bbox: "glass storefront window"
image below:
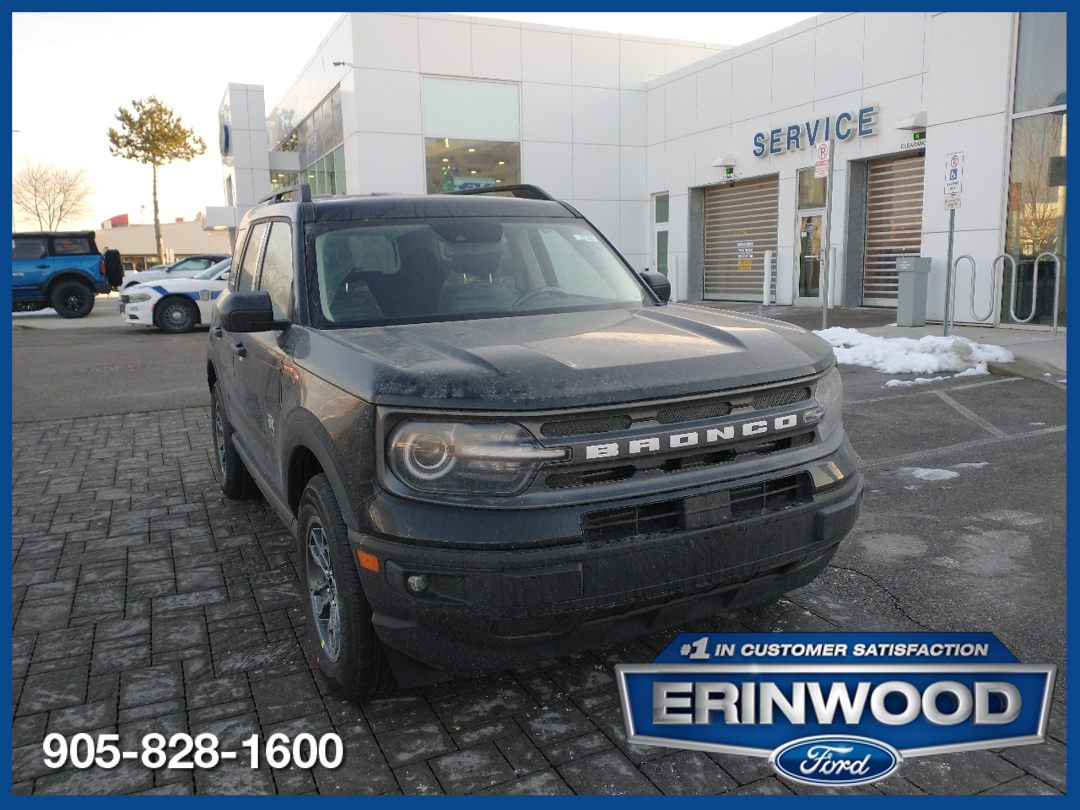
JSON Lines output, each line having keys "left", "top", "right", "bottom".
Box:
{"left": 270, "top": 171, "right": 299, "bottom": 191}
{"left": 1014, "top": 12, "right": 1067, "bottom": 114}
{"left": 1003, "top": 111, "right": 1066, "bottom": 326}
{"left": 797, "top": 168, "right": 827, "bottom": 209}
{"left": 334, "top": 145, "right": 346, "bottom": 195}
{"left": 424, "top": 138, "right": 520, "bottom": 194}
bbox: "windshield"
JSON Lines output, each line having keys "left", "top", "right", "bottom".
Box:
{"left": 194, "top": 259, "right": 230, "bottom": 280}
{"left": 309, "top": 218, "right": 649, "bottom": 327}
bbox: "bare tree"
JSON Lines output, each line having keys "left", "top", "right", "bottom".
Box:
{"left": 12, "top": 161, "right": 94, "bottom": 231}
{"left": 107, "top": 96, "right": 206, "bottom": 263}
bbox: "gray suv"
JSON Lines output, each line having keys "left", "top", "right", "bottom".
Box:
{"left": 207, "top": 184, "right": 862, "bottom": 701}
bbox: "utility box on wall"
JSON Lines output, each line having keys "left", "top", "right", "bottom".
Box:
{"left": 895, "top": 256, "right": 932, "bottom": 327}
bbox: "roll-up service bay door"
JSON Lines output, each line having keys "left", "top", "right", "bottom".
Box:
{"left": 703, "top": 175, "right": 779, "bottom": 300}
{"left": 862, "top": 154, "right": 925, "bottom": 306}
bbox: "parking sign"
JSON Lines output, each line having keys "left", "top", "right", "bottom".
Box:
{"left": 814, "top": 141, "right": 831, "bottom": 179}
{"left": 944, "top": 151, "right": 964, "bottom": 195}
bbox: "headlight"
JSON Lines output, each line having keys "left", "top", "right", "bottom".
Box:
{"left": 802, "top": 367, "right": 844, "bottom": 443}
{"left": 388, "top": 421, "right": 569, "bottom": 496}
{"left": 127, "top": 292, "right": 152, "bottom": 302}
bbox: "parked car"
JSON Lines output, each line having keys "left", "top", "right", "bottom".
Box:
{"left": 118, "top": 253, "right": 230, "bottom": 291}
{"left": 121, "top": 258, "right": 231, "bottom": 333}
{"left": 207, "top": 184, "right": 862, "bottom": 701}
{"left": 12, "top": 231, "right": 123, "bottom": 318}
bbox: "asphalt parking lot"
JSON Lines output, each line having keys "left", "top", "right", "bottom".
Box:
{"left": 10, "top": 302, "right": 1067, "bottom": 795}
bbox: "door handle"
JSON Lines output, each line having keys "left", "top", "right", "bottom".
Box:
{"left": 36, "top": 264, "right": 50, "bottom": 269}
{"left": 231, "top": 342, "right": 247, "bottom": 358}
{"left": 211, "top": 326, "right": 223, "bottom": 338}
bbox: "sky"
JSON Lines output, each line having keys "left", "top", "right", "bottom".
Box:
{"left": 11, "top": 11, "right": 818, "bottom": 232}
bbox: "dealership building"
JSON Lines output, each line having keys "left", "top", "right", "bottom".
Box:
{"left": 206, "top": 11, "right": 1066, "bottom": 329}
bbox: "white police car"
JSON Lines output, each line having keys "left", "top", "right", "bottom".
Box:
{"left": 121, "top": 258, "right": 230, "bottom": 333}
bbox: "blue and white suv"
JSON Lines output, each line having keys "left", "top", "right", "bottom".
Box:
{"left": 12, "top": 231, "right": 122, "bottom": 318}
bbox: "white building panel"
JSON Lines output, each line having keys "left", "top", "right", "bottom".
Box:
{"left": 573, "top": 86, "right": 622, "bottom": 145}
{"left": 522, "top": 83, "right": 573, "bottom": 143}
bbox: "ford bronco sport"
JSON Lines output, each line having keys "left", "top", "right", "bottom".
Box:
{"left": 12, "top": 231, "right": 122, "bottom": 317}
{"left": 207, "top": 184, "right": 862, "bottom": 700}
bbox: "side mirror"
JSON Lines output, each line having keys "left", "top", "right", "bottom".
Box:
{"left": 639, "top": 270, "right": 671, "bottom": 302}
{"left": 218, "top": 290, "right": 291, "bottom": 332}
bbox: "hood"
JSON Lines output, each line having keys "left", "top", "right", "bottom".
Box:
{"left": 125, "top": 268, "right": 202, "bottom": 286}
{"left": 293, "top": 304, "right": 834, "bottom": 411}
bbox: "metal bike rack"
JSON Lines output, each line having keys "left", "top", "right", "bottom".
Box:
{"left": 947, "top": 253, "right": 1001, "bottom": 334}
{"left": 1009, "top": 252, "right": 1062, "bottom": 336}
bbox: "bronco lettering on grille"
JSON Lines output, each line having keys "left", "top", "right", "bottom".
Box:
{"left": 582, "top": 410, "right": 810, "bottom": 460}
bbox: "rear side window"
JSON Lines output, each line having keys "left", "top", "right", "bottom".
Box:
{"left": 13, "top": 238, "right": 47, "bottom": 260}
{"left": 258, "top": 222, "right": 294, "bottom": 319}
{"left": 52, "top": 237, "right": 92, "bottom": 255}
{"left": 235, "top": 222, "right": 268, "bottom": 291}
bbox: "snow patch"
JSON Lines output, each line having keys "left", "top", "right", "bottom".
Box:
{"left": 884, "top": 376, "right": 948, "bottom": 388}
{"left": 898, "top": 467, "right": 960, "bottom": 482}
{"left": 814, "top": 327, "right": 1014, "bottom": 377}
{"left": 951, "top": 462, "right": 988, "bottom": 469}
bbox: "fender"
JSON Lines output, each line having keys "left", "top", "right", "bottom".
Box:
{"left": 281, "top": 410, "right": 367, "bottom": 532}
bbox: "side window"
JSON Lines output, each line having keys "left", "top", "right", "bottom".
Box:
{"left": 258, "top": 222, "right": 294, "bottom": 319}
{"left": 236, "top": 222, "right": 268, "bottom": 291}
{"left": 52, "top": 237, "right": 91, "bottom": 255}
{"left": 13, "top": 237, "right": 48, "bottom": 260}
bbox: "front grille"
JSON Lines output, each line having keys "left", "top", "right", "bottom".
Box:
{"left": 548, "top": 433, "right": 816, "bottom": 490}
{"left": 541, "top": 414, "right": 632, "bottom": 438}
{"left": 730, "top": 473, "right": 813, "bottom": 518}
{"left": 537, "top": 383, "right": 813, "bottom": 440}
{"left": 581, "top": 500, "right": 682, "bottom": 543}
{"left": 656, "top": 399, "right": 732, "bottom": 424}
{"left": 547, "top": 465, "right": 636, "bottom": 489}
{"left": 752, "top": 387, "right": 811, "bottom": 410}
{"left": 580, "top": 472, "right": 814, "bottom": 542}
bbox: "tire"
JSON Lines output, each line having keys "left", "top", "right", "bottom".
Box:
{"left": 298, "top": 473, "right": 393, "bottom": 701}
{"left": 103, "top": 249, "right": 124, "bottom": 288}
{"left": 155, "top": 296, "right": 198, "bottom": 333}
{"left": 50, "top": 280, "right": 95, "bottom": 318}
{"left": 210, "top": 382, "right": 259, "bottom": 499}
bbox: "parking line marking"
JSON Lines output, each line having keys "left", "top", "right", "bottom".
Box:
{"left": 860, "top": 424, "right": 1065, "bottom": 470}
{"left": 933, "top": 390, "right": 1006, "bottom": 437}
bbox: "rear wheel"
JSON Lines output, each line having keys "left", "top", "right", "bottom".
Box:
{"left": 155, "top": 297, "right": 198, "bottom": 333}
{"left": 50, "top": 280, "right": 95, "bottom": 318}
{"left": 210, "top": 383, "right": 258, "bottom": 499}
{"left": 298, "top": 474, "right": 393, "bottom": 701}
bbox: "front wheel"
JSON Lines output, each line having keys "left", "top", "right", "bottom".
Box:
{"left": 298, "top": 474, "right": 393, "bottom": 701}
{"left": 210, "top": 383, "right": 258, "bottom": 499}
{"left": 156, "top": 297, "right": 198, "bottom": 333}
{"left": 50, "top": 280, "right": 95, "bottom": 318}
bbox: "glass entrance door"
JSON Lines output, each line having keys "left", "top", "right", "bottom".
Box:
{"left": 798, "top": 214, "right": 823, "bottom": 298}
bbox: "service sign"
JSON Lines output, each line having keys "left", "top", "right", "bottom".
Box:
{"left": 616, "top": 633, "right": 1055, "bottom": 787}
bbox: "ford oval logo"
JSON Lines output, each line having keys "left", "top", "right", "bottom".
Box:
{"left": 770, "top": 735, "right": 902, "bottom": 786}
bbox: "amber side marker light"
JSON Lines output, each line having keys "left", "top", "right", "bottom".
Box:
{"left": 357, "top": 550, "right": 380, "bottom": 572}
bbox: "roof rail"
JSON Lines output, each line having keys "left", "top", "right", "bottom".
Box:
{"left": 255, "top": 183, "right": 312, "bottom": 206}
{"left": 444, "top": 184, "right": 555, "bottom": 201}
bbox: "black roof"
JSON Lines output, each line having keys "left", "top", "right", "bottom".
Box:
{"left": 13, "top": 230, "right": 96, "bottom": 238}
{"left": 309, "top": 194, "right": 575, "bottom": 223}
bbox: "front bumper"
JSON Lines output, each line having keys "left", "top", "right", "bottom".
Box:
{"left": 349, "top": 442, "right": 863, "bottom": 682}
{"left": 121, "top": 301, "right": 154, "bottom": 325}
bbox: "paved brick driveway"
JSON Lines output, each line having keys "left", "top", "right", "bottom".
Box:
{"left": 11, "top": 406, "right": 1066, "bottom": 795}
